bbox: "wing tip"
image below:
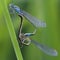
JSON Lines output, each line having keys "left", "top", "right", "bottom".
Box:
{"left": 53, "top": 50, "right": 58, "bottom": 56}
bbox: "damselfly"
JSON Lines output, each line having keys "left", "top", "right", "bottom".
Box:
{"left": 18, "top": 29, "right": 58, "bottom": 56}
{"left": 17, "top": 13, "right": 58, "bottom": 56}
{"left": 9, "top": 4, "right": 46, "bottom": 28}
{"left": 9, "top": 4, "right": 58, "bottom": 56}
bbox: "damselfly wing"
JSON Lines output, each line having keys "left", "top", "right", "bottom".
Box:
{"left": 9, "top": 4, "right": 46, "bottom": 28}
{"left": 19, "top": 33, "right": 58, "bottom": 56}
{"left": 31, "top": 40, "right": 58, "bottom": 56}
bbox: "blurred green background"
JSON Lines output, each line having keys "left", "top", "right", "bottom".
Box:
{"left": 0, "top": 0, "right": 60, "bottom": 60}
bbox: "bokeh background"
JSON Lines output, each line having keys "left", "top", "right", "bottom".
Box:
{"left": 0, "top": 0, "right": 60, "bottom": 60}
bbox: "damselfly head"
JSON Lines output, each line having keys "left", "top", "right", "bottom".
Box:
{"left": 21, "top": 38, "right": 31, "bottom": 45}
{"left": 9, "top": 4, "right": 22, "bottom": 15}
{"left": 19, "top": 33, "right": 31, "bottom": 45}
{"left": 9, "top": 4, "right": 14, "bottom": 8}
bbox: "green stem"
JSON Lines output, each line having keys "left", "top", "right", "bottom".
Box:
{"left": 1, "top": 0, "right": 23, "bottom": 60}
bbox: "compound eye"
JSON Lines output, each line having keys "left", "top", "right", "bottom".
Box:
{"left": 21, "top": 39, "right": 31, "bottom": 45}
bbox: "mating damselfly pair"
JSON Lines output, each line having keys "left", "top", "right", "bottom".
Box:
{"left": 9, "top": 4, "right": 58, "bottom": 56}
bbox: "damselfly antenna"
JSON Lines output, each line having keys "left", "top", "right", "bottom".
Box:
{"left": 9, "top": 4, "right": 46, "bottom": 28}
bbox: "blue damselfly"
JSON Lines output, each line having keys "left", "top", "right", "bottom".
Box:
{"left": 9, "top": 4, "right": 46, "bottom": 28}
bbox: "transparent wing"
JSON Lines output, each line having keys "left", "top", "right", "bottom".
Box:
{"left": 31, "top": 40, "right": 58, "bottom": 56}
{"left": 22, "top": 10, "right": 46, "bottom": 28}
{"left": 9, "top": 4, "right": 46, "bottom": 28}
{"left": 9, "top": 4, "right": 21, "bottom": 14}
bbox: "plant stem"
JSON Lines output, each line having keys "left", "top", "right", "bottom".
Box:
{"left": 1, "top": 0, "right": 23, "bottom": 60}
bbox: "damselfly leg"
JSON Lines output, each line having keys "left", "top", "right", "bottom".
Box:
{"left": 24, "top": 29, "right": 36, "bottom": 37}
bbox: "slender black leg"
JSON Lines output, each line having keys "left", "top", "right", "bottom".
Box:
{"left": 24, "top": 29, "right": 37, "bottom": 37}
{"left": 17, "top": 15, "right": 24, "bottom": 47}
{"left": 18, "top": 15, "right": 23, "bottom": 38}
{"left": 19, "top": 15, "right": 23, "bottom": 34}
